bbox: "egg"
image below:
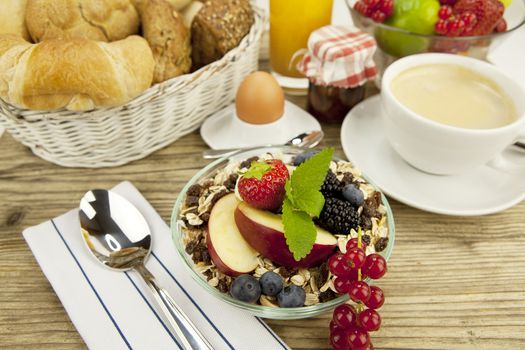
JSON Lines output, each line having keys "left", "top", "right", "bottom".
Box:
{"left": 235, "top": 71, "right": 285, "bottom": 125}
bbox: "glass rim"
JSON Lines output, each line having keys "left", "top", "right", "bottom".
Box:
{"left": 170, "top": 146, "right": 395, "bottom": 319}
{"left": 346, "top": 0, "right": 525, "bottom": 41}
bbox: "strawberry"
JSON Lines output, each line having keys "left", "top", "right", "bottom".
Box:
{"left": 238, "top": 159, "right": 289, "bottom": 211}
{"left": 453, "top": 0, "right": 504, "bottom": 35}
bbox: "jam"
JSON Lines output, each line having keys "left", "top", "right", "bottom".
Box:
{"left": 307, "top": 82, "right": 365, "bottom": 124}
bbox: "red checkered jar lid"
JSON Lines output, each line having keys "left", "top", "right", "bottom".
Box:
{"left": 297, "top": 25, "right": 378, "bottom": 88}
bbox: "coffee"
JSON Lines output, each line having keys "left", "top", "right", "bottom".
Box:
{"left": 390, "top": 64, "right": 517, "bottom": 129}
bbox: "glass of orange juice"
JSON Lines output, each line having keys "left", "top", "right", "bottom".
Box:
{"left": 270, "top": 0, "right": 333, "bottom": 92}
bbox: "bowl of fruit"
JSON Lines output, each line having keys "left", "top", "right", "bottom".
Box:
{"left": 346, "top": 0, "right": 525, "bottom": 78}
{"left": 170, "top": 146, "right": 395, "bottom": 323}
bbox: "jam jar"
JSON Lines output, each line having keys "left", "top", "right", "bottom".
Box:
{"left": 297, "top": 25, "right": 378, "bottom": 124}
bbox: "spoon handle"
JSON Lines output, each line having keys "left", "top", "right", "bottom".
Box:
{"left": 202, "top": 144, "right": 277, "bottom": 159}
{"left": 135, "top": 264, "right": 214, "bottom": 350}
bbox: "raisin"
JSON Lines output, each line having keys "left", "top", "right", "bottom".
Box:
{"left": 375, "top": 237, "right": 388, "bottom": 252}
{"left": 201, "top": 212, "right": 210, "bottom": 223}
{"left": 362, "top": 234, "right": 371, "bottom": 246}
{"left": 315, "top": 262, "right": 329, "bottom": 287}
{"left": 223, "top": 173, "right": 239, "bottom": 190}
{"left": 217, "top": 280, "right": 229, "bottom": 293}
{"left": 319, "top": 289, "right": 337, "bottom": 302}
{"left": 185, "top": 239, "right": 200, "bottom": 254}
{"left": 201, "top": 250, "right": 211, "bottom": 265}
{"left": 187, "top": 184, "right": 202, "bottom": 197}
{"left": 341, "top": 172, "right": 354, "bottom": 186}
{"left": 363, "top": 203, "right": 380, "bottom": 219}
{"left": 367, "top": 192, "right": 382, "bottom": 209}
{"left": 185, "top": 195, "right": 200, "bottom": 208}
{"left": 203, "top": 270, "right": 213, "bottom": 281}
{"left": 240, "top": 156, "right": 259, "bottom": 169}
{"left": 279, "top": 267, "right": 298, "bottom": 279}
{"left": 360, "top": 215, "right": 372, "bottom": 230}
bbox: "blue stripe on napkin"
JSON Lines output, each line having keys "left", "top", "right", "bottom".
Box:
{"left": 51, "top": 219, "right": 133, "bottom": 350}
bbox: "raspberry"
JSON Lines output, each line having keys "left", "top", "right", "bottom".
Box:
{"left": 453, "top": 0, "right": 504, "bottom": 35}
{"left": 318, "top": 197, "right": 360, "bottom": 235}
{"left": 237, "top": 159, "right": 289, "bottom": 211}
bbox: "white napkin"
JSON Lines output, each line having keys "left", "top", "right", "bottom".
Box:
{"left": 23, "top": 181, "right": 290, "bottom": 350}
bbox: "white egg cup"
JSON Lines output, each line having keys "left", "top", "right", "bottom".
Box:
{"left": 200, "top": 100, "right": 322, "bottom": 149}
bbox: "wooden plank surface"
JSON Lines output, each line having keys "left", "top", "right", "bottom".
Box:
{"left": 1, "top": 92, "right": 525, "bottom": 350}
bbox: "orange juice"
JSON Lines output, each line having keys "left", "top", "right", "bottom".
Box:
{"left": 270, "top": 0, "right": 333, "bottom": 78}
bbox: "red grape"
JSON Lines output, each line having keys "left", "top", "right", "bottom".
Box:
{"left": 365, "top": 286, "right": 385, "bottom": 309}
{"left": 344, "top": 248, "right": 366, "bottom": 269}
{"left": 362, "top": 254, "right": 387, "bottom": 280}
{"left": 348, "top": 281, "right": 371, "bottom": 303}
{"left": 358, "top": 309, "right": 382, "bottom": 332}
{"left": 329, "top": 253, "right": 351, "bottom": 277}
{"left": 347, "top": 326, "right": 370, "bottom": 350}
{"left": 330, "top": 328, "right": 351, "bottom": 350}
{"left": 333, "top": 304, "right": 357, "bottom": 329}
{"left": 334, "top": 277, "right": 352, "bottom": 294}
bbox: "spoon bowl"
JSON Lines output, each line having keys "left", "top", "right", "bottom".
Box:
{"left": 79, "top": 189, "right": 213, "bottom": 350}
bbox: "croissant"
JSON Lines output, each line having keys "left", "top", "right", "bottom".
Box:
{"left": 0, "top": 34, "right": 154, "bottom": 111}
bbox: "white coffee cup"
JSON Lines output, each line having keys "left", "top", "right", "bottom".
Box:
{"left": 381, "top": 53, "right": 525, "bottom": 175}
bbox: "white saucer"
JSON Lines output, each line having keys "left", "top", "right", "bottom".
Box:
{"left": 341, "top": 95, "right": 525, "bottom": 216}
{"left": 200, "top": 100, "right": 321, "bottom": 149}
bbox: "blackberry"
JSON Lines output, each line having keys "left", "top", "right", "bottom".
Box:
{"left": 321, "top": 171, "right": 343, "bottom": 198}
{"left": 318, "top": 197, "right": 360, "bottom": 235}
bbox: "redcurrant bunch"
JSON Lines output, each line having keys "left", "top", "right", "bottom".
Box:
{"left": 328, "top": 231, "right": 388, "bottom": 350}
{"left": 353, "top": 0, "right": 394, "bottom": 23}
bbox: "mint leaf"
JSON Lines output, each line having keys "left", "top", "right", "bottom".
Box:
{"left": 282, "top": 198, "right": 317, "bottom": 261}
{"left": 243, "top": 161, "right": 271, "bottom": 180}
{"left": 285, "top": 180, "right": 294, "bottom": 206}
{"left": 294, "top": 189, "right": 325, "bottom": 218}
{"left": 289, "top": 148, "right": 333, "bottom": 216}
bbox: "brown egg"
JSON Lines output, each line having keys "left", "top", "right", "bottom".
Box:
{"left": 236, "top": 71, "right": 285, "bottom": 124}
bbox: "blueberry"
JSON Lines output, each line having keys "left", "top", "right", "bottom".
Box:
{"left": 259, "top": 271, "right": 284, "bottom": 297}
{"left": 342, "top": 184, "right": 364, "bottom": 207}
{"left": 293, "top": 150, "right": 319, "bottom": 166}
{"left": 277, "top": 285, "right": 306, "bottom": 308}
{"left": 230, "top": 275, "right": 261, "bottom": 303}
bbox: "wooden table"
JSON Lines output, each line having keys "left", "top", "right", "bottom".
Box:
{"left": 1, "top": 90, "right": 525, "bottom": 350}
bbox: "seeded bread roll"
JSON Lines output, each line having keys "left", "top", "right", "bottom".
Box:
{"left": 0, "top": 34, "right": 155, "bottom": 111}
{"left": 142, "top": 0, "right": 191, "bottom": 83}
{"left": 191, "top": 0, "right": 254, "bottom": 69}
{"left": 25, "top": 0, "right": 140, "bottom": 42}
{"left": 0, "top": 0, "right": 30, "bottom": 41}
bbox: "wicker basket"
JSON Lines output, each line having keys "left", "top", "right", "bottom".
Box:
{"left": 0, "top": 7, "right": 265, "bottom": 168}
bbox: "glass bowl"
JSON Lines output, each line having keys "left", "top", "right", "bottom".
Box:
{"left": 170, "top": 146, "right": 395, "bottom": 319}
{"left": 346, "top": 0, "right": 525, "bottom": 79}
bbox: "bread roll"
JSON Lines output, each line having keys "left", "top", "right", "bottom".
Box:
{"left": 0, "top": 34, "right": 155, "bottom": 111}
{"left": 131, "top": 0, "right": 191, "bottom": 13}
{"left": 26, "top": 0, "right": 140, "bottom": 42}
{"left": 0, "top": 0, "right": 30, "bottom": 40}
{"left": 142, "top": 0, "right": 191, "bottom": 83}
{"left": 191, "top": 0, "right": 254, "bottom": 68}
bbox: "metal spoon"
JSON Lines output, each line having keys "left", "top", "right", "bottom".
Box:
{"left": 202, "top": 130, "right": 324, "bottom": 159}
{"left": 79, "top": 189, "right": 213, "bottom": 350}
